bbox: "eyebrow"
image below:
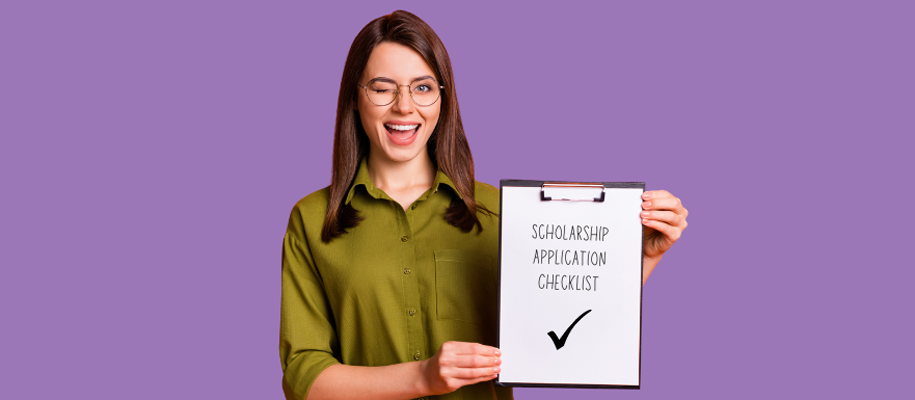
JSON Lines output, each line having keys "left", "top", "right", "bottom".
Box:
{"left": 370, "top": 75, "right": 436, "bottom": 83}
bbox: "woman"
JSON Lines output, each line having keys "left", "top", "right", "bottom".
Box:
{"left": 280, "top": 10, "right": 688, "bottom": 400}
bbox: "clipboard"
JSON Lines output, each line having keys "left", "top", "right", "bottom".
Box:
{"left": 496, "top": 180, "right": 645, "bottom": 389}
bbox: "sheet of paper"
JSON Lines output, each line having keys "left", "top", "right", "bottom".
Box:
{"left": 498, "top": 183, "right": 643, "bottom": 387}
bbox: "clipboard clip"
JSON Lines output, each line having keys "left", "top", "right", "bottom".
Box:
{"left": 540, "top": 182, "right": 606, "bottom": 202}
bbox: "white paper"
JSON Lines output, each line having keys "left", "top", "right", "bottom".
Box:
{"left": 499, "top": 185, "right": 643, "bottom": 387}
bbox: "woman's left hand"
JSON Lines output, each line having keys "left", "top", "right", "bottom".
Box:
{"left": 640, "top": 190, "right": 688, "bottom": 261}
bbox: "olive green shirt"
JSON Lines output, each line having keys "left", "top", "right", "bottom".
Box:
{"left": 280, "top": 159, "right": 511, "bottom": 400}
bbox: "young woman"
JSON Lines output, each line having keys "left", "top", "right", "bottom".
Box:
{"left": 280, "top": 10, "right": 688, "bottom": 400}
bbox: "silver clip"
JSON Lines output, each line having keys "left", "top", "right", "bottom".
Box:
{"left": 540, "top": 182, "right": 605, "bottom": 202}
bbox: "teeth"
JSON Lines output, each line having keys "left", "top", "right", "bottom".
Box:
{"left": 385, "top": 124, "right": 419, "bottom": 131}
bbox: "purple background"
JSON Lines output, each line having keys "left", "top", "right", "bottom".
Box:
{"left": 1, "top": 1, "right": 912, "bottom": 398}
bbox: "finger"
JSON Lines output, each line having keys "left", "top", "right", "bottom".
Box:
{"left": 444, "top": 341, "right": 501, "bottom": 356}
{"left": 642, "top": 196, "right": 685, "bottom": 214}
{"left": 641, "top": 216, "right": 682, "bottom": 243}
{"left": 448, "top": 354, "right": 501, "bottom": 368}
{"left": 640, "top": 210, "right": 686, "bottom": 228}
{"left": 642, "top": 190, "right": 672, "bottom": 201}
{"left": 445, "top": 366, "right": 502, "bottom": 379}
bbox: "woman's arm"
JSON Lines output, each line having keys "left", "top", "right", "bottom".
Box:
{"left": 642, "top": 254, "right": 662, "bottom": 285}
{"left": 281, "top": 202, "right": 502, "bottom": 399}
{"left": 639, "top": 190, "right": 689, "bottom": 284}
{"left": 305, "top": 342, "right": 501, "bottom": 400}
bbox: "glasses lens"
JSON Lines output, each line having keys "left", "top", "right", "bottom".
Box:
{"left": 410, "top": 78, "right": 441, "bottom": 106}
{"left": 367, "top": 80, "right": 398, "bottom": 105}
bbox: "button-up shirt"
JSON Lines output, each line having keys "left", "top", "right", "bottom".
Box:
{"left": 280, "top": 158, "right": 511, "bottom": 400}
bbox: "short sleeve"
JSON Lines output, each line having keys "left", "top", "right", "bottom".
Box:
{"left": 280, "top": 227, "right": 340, "bottom": 400}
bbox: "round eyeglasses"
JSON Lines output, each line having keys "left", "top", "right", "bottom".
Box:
{"left": 357, "top": 77, "right": 444, "bottom": 107}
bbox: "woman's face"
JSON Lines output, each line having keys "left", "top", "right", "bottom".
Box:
{"left": 357, "top": 41, "right": 441, "bottom": 166}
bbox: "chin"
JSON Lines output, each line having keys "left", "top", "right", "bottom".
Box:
{"left": 383, "top": 147, "right": 428, "bottom": 164}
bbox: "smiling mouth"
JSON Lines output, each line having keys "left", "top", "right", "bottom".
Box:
{"left": 384, "top": 123, "right": 420, "bottom": 140}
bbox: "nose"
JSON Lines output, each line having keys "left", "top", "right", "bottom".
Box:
{"left": 391, "top": 85, "right": 415, "bottom": 114}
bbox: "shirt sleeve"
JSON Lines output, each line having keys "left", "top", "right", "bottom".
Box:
{"left": 280, "top": 228, "right": 340, "bottom": 400}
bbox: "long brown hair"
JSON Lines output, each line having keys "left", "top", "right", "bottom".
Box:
{"left": 321, "top": 10, "right": 491, "bottom": 243}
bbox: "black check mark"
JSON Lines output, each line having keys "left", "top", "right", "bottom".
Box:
{"left": 547, "top": 309, "right": 592, "bottom": 350}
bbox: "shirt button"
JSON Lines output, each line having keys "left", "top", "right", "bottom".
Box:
{"left": 403, "top": 268, "right": 411, "bottom": 275}
{"left": 413, "top": 351, "right": 421, "bottom": 360}
{"left": 408, "top": 308, "right": 416, "bottom": 316}
{"left": 411, "top": 204, "right": 417, "bottom": 210}
{"left": 401, "top": 236, "right": 409, "bottom": 242}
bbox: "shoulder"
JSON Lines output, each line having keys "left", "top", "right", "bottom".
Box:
{"left": 473, "top": 181, "right": 500, "bottom": 220}
{"left": 293, "top": 186, "right": 331, "bottom": 213}
{"left": 286, "top": 186, "right": 330, "bottom": 242}
{"left": 473, "top": 181, "right": 499, "bottom": 206}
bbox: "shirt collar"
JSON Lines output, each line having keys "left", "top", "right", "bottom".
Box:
{"left": 344, "top": 157, "right": 463, "bottom": 204}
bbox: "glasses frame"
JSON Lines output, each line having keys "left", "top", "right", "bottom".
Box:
{"left": 356, "top": 77, "right": 445, "bottom": 107}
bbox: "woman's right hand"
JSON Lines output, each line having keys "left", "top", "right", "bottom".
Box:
{"left": 419, "top": 341, "right": 502, "bottom": 395}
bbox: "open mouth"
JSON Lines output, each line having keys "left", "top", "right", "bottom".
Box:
{"left": 384, "top": 123, "right": 420, "bottom": 143}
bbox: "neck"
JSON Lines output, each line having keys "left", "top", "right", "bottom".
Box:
{"left": 366, "top": 152, "right": 436, "bottom": 192}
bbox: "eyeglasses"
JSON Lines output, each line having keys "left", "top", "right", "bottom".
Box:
{"left": 357, "top": 77, "right": 444, "bottom": 107}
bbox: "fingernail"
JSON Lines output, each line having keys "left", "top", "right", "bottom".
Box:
{"left": 494, "top": 358, "right": 502, "bottom": 365}
{"left": 493, "top": 367, "right": 501, "bottom": 373}
{"left": 494, "top": 350, "right": 502, "bottom": 356}
{"left": 644, "top": 201, "right": 651, "bottom": 208}
{"left": 642, "top": 218, "right": 649, "bottom": 224}
{"left": 643, "top": 192, "right": 650, "bottom": 199}
{"left": 641, "top": 211, "right": 650, "bottom": 217}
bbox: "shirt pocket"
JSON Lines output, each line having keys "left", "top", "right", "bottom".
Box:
{"left": 434, "top": 249, "right": 496, "bottom": 324}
